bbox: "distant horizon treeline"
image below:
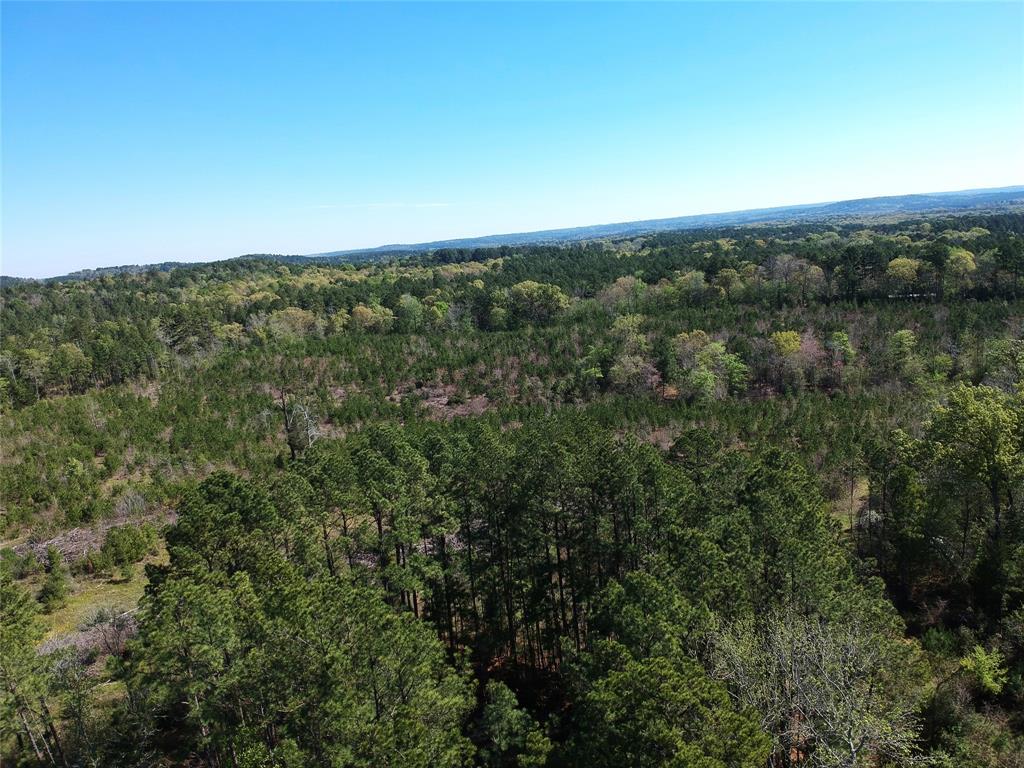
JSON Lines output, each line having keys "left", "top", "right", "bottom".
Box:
{"left": 2, "top": 212, "right": 1022, "bottom": 408}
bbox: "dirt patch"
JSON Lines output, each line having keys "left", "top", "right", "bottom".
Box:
{"left": 642, "top": 426, "right": 681, "bottom": 451}
{"left": 388, "top": 382, "right": 492, "bottom": 421}
{"left": 39, "top": 610, "right": 138, "bottom": 663}
{"left": 128, "top": 380, "right": 161, "bottom": 403}
{"left": 14, "top": 508, "right": 175, "bottom": 564}
{"left": 661, "top": 384, "right": 681, "bottom": 401}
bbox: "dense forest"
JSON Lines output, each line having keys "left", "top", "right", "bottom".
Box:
{"left": 2, "top": 210, "right": 1023, "bottom": 766}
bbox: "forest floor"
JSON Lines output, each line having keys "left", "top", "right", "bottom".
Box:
{"left": 22, "top": 544, "right": 168, "bottom": 658}
{"left": 830, "top": 476, "right": 868, "bottom": 532}
{"left": 41, "top": 573, "right": 146, "bottom": 641}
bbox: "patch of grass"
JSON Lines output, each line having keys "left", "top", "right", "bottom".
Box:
{"left": 830, "top": 475, "right": 868, "bottom": 532}
{"left": 92, "top": 679, "right": 128, "bottom": 710}
{"left": 41, "top": 544, "right": 167, "bottom": 640}
{"left": 43, "top": 573, "right": 146, "bottom": 639}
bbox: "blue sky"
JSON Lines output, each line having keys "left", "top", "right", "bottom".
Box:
{"left": 2, "top": 2, "right": 1022, "bottom": 278}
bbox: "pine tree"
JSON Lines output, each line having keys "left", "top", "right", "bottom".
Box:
{"left": 38, "top": 546, "right": 69, "bottom": 613}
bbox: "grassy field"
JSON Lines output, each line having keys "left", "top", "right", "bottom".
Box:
{"left": 42, "top": 571, "right": 148, "bottom": 639}
{"left": 32, "top": 545, "right": 168, "bottom": 641}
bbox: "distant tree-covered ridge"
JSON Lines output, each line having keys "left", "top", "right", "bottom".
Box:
{"left": 3, "top": 212, "right": 1022, "bottom": 405}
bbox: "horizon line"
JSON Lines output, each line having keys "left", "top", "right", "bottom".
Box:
{"left": 4, "top": 181, "right": 1023, "bottom": 282}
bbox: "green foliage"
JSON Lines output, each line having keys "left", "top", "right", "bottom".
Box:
{"left": 887, "top": 256, "right": 921, "bottom": 287}
{"left": 99, "top": 523, "right": 157, "bottom": 570}
{"left": 568, "top": 654, "right": 769, "bottom": 768}
{"left": 770, "top": 330, "right": 801, "bottom": 358}
{"left": 479, "top": 681, "right": 552, "bottom": 768}
{"left": 38, "top": 546, "right": 70, "bottom": 613}
{"left": 1, "top": 567, "right": 65, "bottom": 763}
{"left": 508, "top": 280, "right": 570, "bottom": 324}
{"left": 946, "top": 247, "right": 977, "bottom": 293}
{"left": 396, "top": 293, "right": 426, "bottom": 333}
{"left": 350, "top": 301, "right": 396, "bottom": 332}
{"left": 672, "top": 330, "right": 748, "bottom": 401}
{"left": 124, "top": 473, "right": 475, "bottom": 767}
{"left": 266, "top": 306, "right": 321, "bottom": 339}
{"left": 960, "top": 646, "right": 1008, "bottom": 695}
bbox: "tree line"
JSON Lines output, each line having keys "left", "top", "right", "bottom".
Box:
{"left": 3, "top": 213, "right": 1022, "bottom": 407}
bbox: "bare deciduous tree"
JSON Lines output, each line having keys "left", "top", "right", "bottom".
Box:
{"left": 275, "top": 389, "right": 321, "bottom": 461}
{"left": 711, "top": 606, "right": 923, "bottom": 767}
